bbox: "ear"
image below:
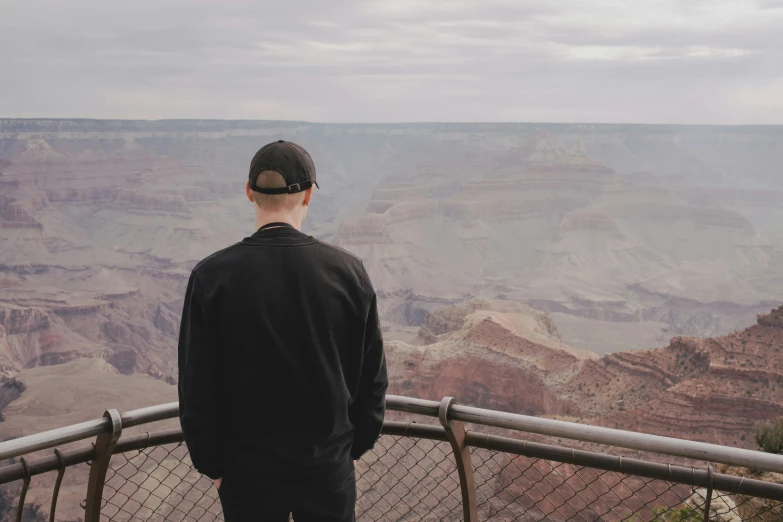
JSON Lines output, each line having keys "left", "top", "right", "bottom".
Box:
{"left": 303, "top": 187, "right": 313, "bottom": 207}
{"left": 245, "top": 180, "right": 255, "bottom": 202}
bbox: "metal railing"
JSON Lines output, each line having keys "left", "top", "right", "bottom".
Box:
{"left": 2, "top": 395, "right": 783, "bottom": 521}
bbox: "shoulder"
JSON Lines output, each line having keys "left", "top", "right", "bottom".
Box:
{"left": 311, "top": 238, "right": 364, "bottom": 265}
{"left": 190, "top": 243, "right": 243, "bottom": 278}
{"left": 311, "top": 238, "right": 372, "bottom": 296}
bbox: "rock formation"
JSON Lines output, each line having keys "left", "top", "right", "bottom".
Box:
{"left": 384, "top": 301, "right": 783, "bottom": 451}
{"left": 1, "top": 119, "right": 783, "bottom": 454}
{"left": 1, "top": 297, "right": 782, "bottom": 519}
{"left": 2, "top": 119, "right": 782, "bottom": 362}
{"left": 562, "top": 305, "right": 783, "bottom": 447}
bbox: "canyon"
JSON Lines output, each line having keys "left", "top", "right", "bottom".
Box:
{"left": 1, "top": 119, "right": 782, "bottom": 440}
{"left": 406, "top": 300, "right": 783, "bottom": 449}
{"left": 3, "top": 298, "right": 782, "bottom": 451}
{"left": 3, "top": 301, "right": 783, "bottom": 520}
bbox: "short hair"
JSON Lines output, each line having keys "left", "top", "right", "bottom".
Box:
{"left": 251, "top": 170, "right": 307, "bottom": 212}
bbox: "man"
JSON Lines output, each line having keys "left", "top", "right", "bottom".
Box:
{"left": 178, "top": 140, "right": 388, "bottom": 521}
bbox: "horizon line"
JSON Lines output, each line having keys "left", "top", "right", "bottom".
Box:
{"left": 1, "top": 117, "right": 783, "bottom": 128}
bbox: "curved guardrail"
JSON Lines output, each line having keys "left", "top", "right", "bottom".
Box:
{"left": 6, "top": 396, "right": 783, "bottom": 473}
{"left": 1, "top": 395, "right": 783, "bottom": 521}
{"left": 0, "top": 402, "right": 181, "bottom": 462}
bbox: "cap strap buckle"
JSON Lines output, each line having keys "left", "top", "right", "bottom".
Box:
{"left": 288, "top": 183, "right": 301, "bottom": 193}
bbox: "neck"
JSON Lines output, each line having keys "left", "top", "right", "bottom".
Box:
{"left": 255, "top": 212, "right": 302, "bottom": 231}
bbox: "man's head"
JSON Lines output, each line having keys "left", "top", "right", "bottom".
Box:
{"left": 245, "top": 140, "right": 318, "bottom": 229}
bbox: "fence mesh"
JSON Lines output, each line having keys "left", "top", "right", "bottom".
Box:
{"left": 101, "top": 443, "right": 222, "bottom": 522}
{"left": 92, "top": 435, "right": 783, "bottom": 521}
{"left": 355, "top": 435, "right": 463, "bottom": 521}
{"left": 99, "top": 435, "right": 462, "bottom": 522}
{"left": 470, "top": 447, "right": 783, "bottom": 521}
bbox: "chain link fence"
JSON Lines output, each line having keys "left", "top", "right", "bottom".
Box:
{"left": 100, "top": 434, "right": 464, "bottom": 522}
{"left": 470, "top": 448, "right": 783, "bottom": 521}
{"left": 101, "top": 443, "right": 222, "bottom": 522}
{"left": 3, "top": 428, "right": 783, "bottom": 521}
{"left": 96, "top": 435, "right": 783, "bottom": 522}
{"left": 355, "top": 435, "right": 463, "bottom": 521}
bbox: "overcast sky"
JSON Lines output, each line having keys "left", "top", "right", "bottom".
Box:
{"left": 1, "top": 0, "right": 782, "bottom": 124}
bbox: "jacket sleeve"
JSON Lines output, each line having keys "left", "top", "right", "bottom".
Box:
{"left": 349, "top": 270, "right": 389, "bottom": 460}
{"left": 178, "top": 270, "right": 223, "bottom": 479}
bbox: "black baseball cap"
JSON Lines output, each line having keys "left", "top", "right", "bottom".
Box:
{"left": 248, "top": 140, "right": 319, "bottom": 195}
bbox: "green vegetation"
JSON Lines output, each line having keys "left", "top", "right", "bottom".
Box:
{"left": 650, "top": 505, "right": 702, "bottom": 521}
{"left": 623, "top": 505, "right": 702, "bottom": 522}
{"left": 755, "top": 417, "right": 783, "bottom": 454}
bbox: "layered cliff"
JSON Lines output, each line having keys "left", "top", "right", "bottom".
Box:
{"left": 386, "top": 300, "right": 595, "bottom": 418}
{"left": 2, "top": 119, "right": 783, "bottom": 437}
{"left": 563, "top": 304, "right": 783, "bottom": 446}
{"left": 3, "top": 120, "right": 783, "bottom": 366}
{"left": 326, "top": 129, "right": 782, "bottom": 354}
{"left": 388, "top": 300, "right": 783, "bottom": 450}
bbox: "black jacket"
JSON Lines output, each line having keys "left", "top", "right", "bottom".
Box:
{"left": 178, "top": 223, "right": 388, "bottom": 484}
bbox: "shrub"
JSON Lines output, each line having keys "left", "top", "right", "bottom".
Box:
{"left": 755, "top": 417, "right": 783, "bottom": 454}
{"left": 649, "top": 505, "right": 702, "bottom": 521}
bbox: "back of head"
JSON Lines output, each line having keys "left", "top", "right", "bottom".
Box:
{"left": 251, "top": 170, "right": 307, "bottom": 213}
{"left": 246, "top": 140, "right": 318, "bottom": 224}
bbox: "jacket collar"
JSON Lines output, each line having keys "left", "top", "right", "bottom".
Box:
{"left": 254, "top": 222, "right": 297, "bottom": 235}
{"left": 243, "top": 223, "right": 313, "bottom": 244}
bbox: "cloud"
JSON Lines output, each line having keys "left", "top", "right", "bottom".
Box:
{"left": 0, "top": 0, "right": 781, "bottom": 123}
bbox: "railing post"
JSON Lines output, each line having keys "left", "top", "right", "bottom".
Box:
{"left": 84, "top": 409, "right": 122, "bottom": 522}
{"left": 49, "top": 449, "right": 66, "bottom": 522}
{"left": 702, "top": 464, "right": 714, "bottom": 522}
{"left": 15, "top": 456, "right": 30, "bottom": 522}
{"left": 439, "top": 397, "right": 478, "bottom": 522}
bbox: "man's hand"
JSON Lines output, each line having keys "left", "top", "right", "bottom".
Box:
{"left": 213, "top": 477, "right": 222, "bottom": 490}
